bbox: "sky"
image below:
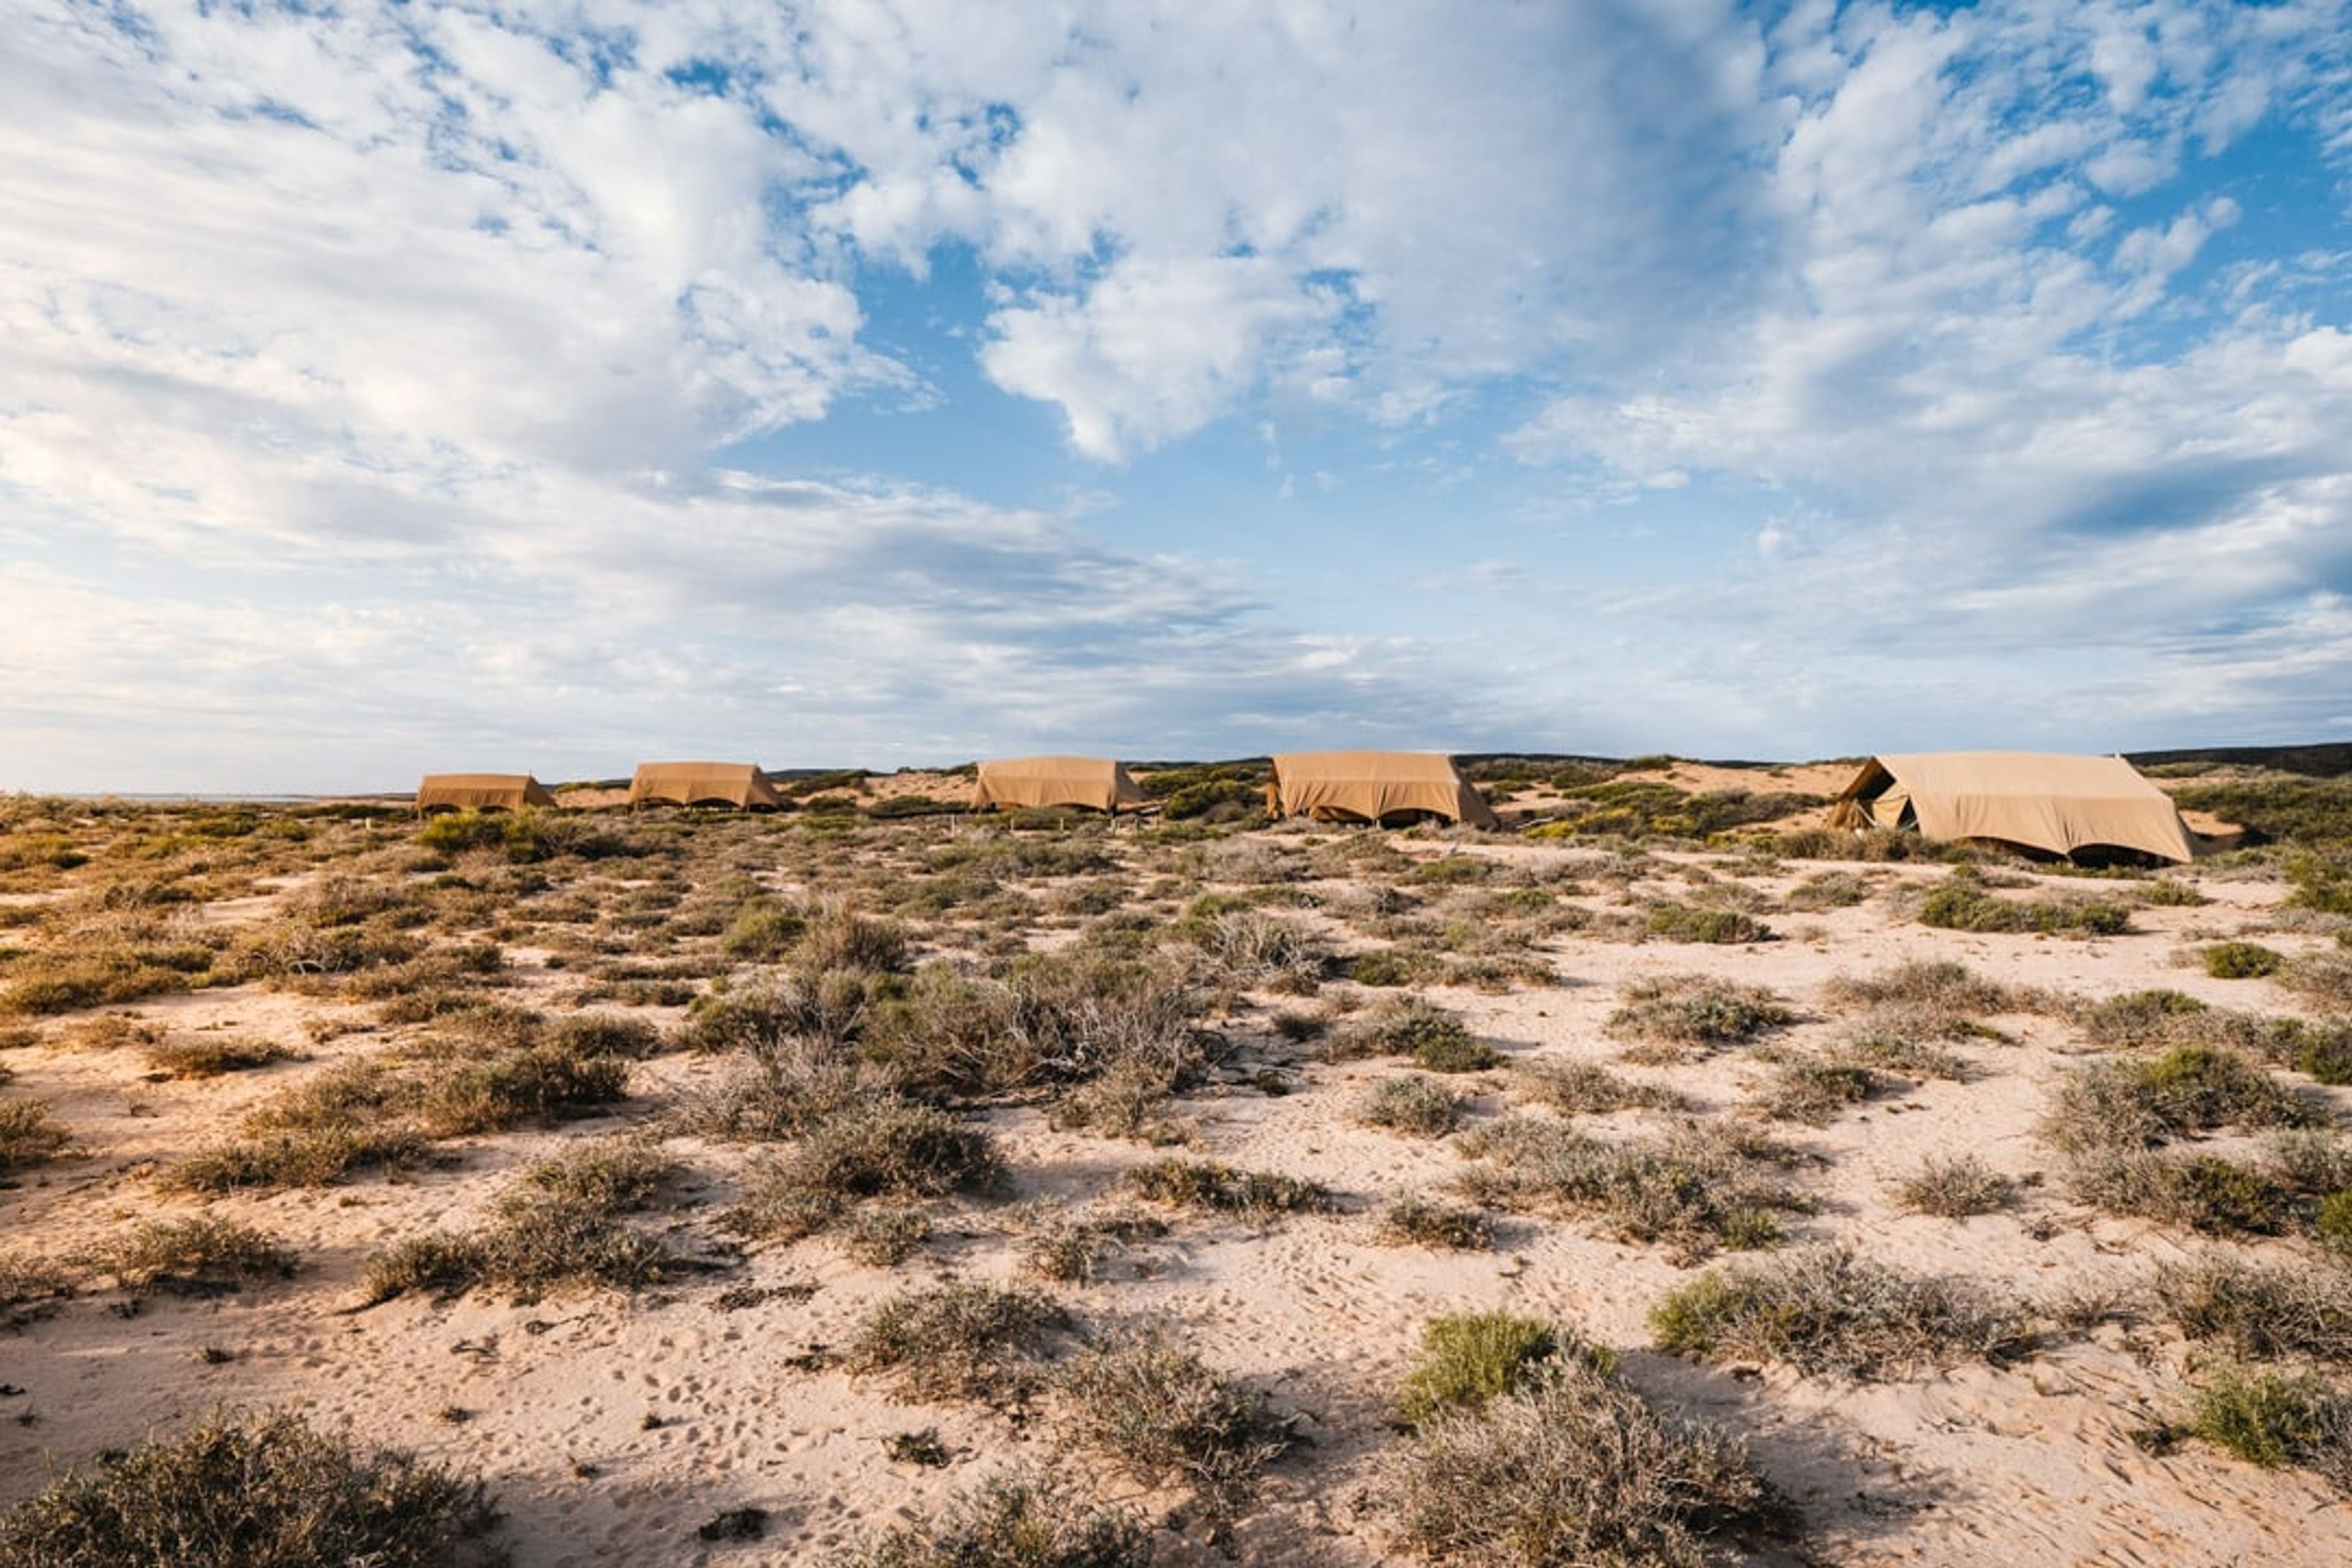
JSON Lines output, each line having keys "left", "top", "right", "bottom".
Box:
{"left": 4, "top": 0, "right": 2351, "bottom": 792}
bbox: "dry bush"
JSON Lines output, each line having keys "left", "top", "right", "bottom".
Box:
{"left": 2207, "top": 941, "right": 2286, "bottom": 979}
{"left": 1513, "top": 1058, "right": 1691, "bottom": 1116}
{"left": 163, "top": 1126, "right": 431, "bottom": 1195}
{"left": 840, "top": 1206, "right": 932, "bottom": 1266}
{"left": 1194, "top": 909, "right": 1326, "bottom": 990}
{"left": 518, "top": 1137, "right": 675, "bottom": 1212}
{"left": 1057, "top": 1333, "right": 1291, "bottom": 1508}
{"left": 2043, "top": 1046, "right": 2324, "bottom": 1156}
{"left": 2285, "top": 952, "right": 2352, "bottom": 1012}
{"left": 1119, "top": 1158, "right": 1334, "bottom": 1221}
{"left": 92, "top": 1217, "right": 297, "bottom": 1297}
{"left": 141, "top": 1035, "right": 298, "bottom": 1078}
{"left": 1604, "top": 975, "right": 1794, "bottom": 1061}
{"left": 0, "top": 1099, "right": 71, "bottom": 1172}
{"left": 1823, "top": 959, "right": 2018, "bottom": 1017}
{"left": 0, "top": 1407, "right": 502, "bottom": 1568}
{"left": 1652, "top": 1243, "right": 2028, "bottom": 1379}
{"left": 2153, "top": 1253, "right": 2352, "bottom": 1363}
{"left": 1396, "top": 1311, "right": 1601, "bottom": 1426}
{"left": 732, "top": 1098, "right": 1003, "bottom": 1242}
{"left": 1019, "top": 1210, "right": 1169, "bottom": 1286}
{"left": 361, "top": 1174, "right": 679, "bottom": 1304}
{"left": 1353, "top": 1074, "right": 1466, "bottom": 1137}
{"left": 845, "top": 1471, "right": 1148, "bottom": 1568}
{"left": 1382, "top": 1355, "right": 1785, "bottom": 1568}
{"left": 412, "top": 1041, "right": 631, "bottom": 1137}
{"left": 1457, "top": 1117, "right": 1804, "bottom": 1259}
{"left": 1643, "top": 901, "right": 1773, "bottom": 944}
{"left": 2064, "top": 1148, "right": 2302, "bottom": 1237}
{"left": 1751, "top": 1056, "right": 1890, "bottom": 1125}
{"left": 844, "top": 1281, "right": 1072, "bottom": 1403}
{"left": 1322, "top": 995, "right": 1481, "bottom": 1065}
{"left": 1893, "top": 1154, "right": 2016, "bottom": 1218}
{"left": 1376, "top": 1195, "right": 1494, "bottom": 1251}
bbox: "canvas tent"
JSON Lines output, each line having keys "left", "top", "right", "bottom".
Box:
{"left": 971, "top": 756, "right": 1150, "bottom": 815}
{"left": 415, "top": 773, "right": 557, "bottom": 814}
{"left": 627, "top": 761, "right": 784, "bottom": 810}
{"left": 1267, "top": 751, "right": 1499, "bottom": 829}
{"left": 1826, "top": 752, "right": 2199, "bottom": 862}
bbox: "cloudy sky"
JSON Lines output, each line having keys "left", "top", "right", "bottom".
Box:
{"left": 4, "top": 0, "right": 2350, "bottom": 791}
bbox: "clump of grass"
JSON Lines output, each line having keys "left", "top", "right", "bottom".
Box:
{"left": 2066, "top": 1148, "right": 2300, "bottom": 1236}
{"left": 519, "top": 1137, "right": 674, "bottom": 1210}
{"left": 845, "top": 1472, "right": 1148, "bottom": 1568}
{"left": 1196, "top": 910, "right": 1326, "bottom": 990}
{"left": 363, "top": 1183, "right": 678, "bottom": 1304}
{"left": 2043, "top": 1046, "right": 2323, "bottom": 1156}
{"left": 2324, "top": 1190, "right": 2352, "bottom": 1256}
{"left": 1918, "top": 867, "right": 2130, "bottom": 936}
{"left": 0, "top": 1099, "right": 71, "bottom": 1172}
{"left": 1893, "top": 1154, "right": 2016, "bottom": 1218}
{"left": 1514, "top": 1058, "right": 1690, "bottom": 1115}
{"left": 841, "top": 1207, "right": 932, "bottom": 1266}
{"left": 1376, "top": 1195, "right": 1493, "bottom": 1251}
{"left": 1397, "top": 1311, "right": 1606, "bottom": 1425}
{"left": 1324, "top": 996, "right": 1474, "bottom": 1062}
{"left": 140, "top": 1035, "right": 298, "bottom": 1078}
{"left": 94, "top": 1217, "right": 297, "bottom": 1297}
{"left": 162, "top": 1126, "right": 430, "bottom": 1194}
{"left": 733, "top": 1099, "right": 1003, "bottom": 1241}
{"left": 1346, "top": 948, "right": 1444, "bottom": 988}
{"left": 2152, "top": 1253, "right": 2352, "bottom": 1363}
{"left": 1119, "top": 1158, "right": 1334, "bottom": 1221}
{"left": 1457, "top": 1117, "right": 1804, "bottom": 1259}
{"left": 1354, "top": 1074, "right": 1466, "bottom": 1137}
{"left": 1823, "top": 958, "right": 2016, "bottom": 1016}
{"left": 1752, "top": 1057, "right": 1888, "bottom": 1124}
{"left": 2207, "top": 941, "right": 2286, "bottom": 979}
{"left": 2184, "top": 1366, "right": 2352, "bottom": 1493}
{"left": 0, "top": 1406, "right": 502, "bottom": 1567}
{"left": 1652, "top": 1243, "right": 2028, "bottom": 1379}
{"left": 843, "top": 1282, "right": 1071, "bottom": 1403}
{"left": 1019, "top": 1210, "right": 1169, "bottom": 1285}
{"left": 1383, "top": 1355, "right": 1787, "bottom": 1568}
{"left": 1057, "top": 1333, "right": 1291, "bottom": 1507}
{"left": 1604, "top": 974, "right": 1795, "bottom": 1060}
{"left": 1645, "top": 902, "right": 1772, "bottom": 944}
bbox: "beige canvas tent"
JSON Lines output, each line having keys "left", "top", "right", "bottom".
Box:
{"left": 415, "top": 773, "right": 557, "bottom": 814}
{"left": 971, "top": 756, "right": 1150, "bottom": 815}
{"left": 1268, "top": 751, "right": 1499, "bottom": 829}
{"left": 1826, "top": 752, "right": 2199, "bottom": 862}
{"left": 627, "top": 761, "right": 784, "bottom": 810}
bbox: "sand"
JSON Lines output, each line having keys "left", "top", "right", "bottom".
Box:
{"left": 1, "top": 790, "right": 2347, "bottom": 1566}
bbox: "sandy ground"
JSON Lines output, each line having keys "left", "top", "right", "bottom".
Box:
{"left": 1, "top": 802, "right": 2346, "bottom": 1565}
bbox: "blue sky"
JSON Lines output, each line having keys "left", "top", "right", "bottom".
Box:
{"left": 4, "top": 0, "right": 2350, "bottom": 791}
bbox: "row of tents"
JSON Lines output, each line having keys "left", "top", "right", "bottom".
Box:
{"left": 416, "top": 750, "right": 2209, "bottom": 863}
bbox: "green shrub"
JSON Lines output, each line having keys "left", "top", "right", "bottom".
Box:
{"left": 2065, "top": 1149, "right": 2297, "bottom": 1236}
{"left": 2043, "top": 1046, "right": 2321, "bottom": 1155}
{"left": 361, "top": 1178, "right": 679, "bottom": 1303}
{"left": 1325, "top": 996, "right": 1475, "bottom": 1061}
{"left": 1645, "top": 902, "right": 1772, "bottom": 944}
{"left": 1604, "top": 975, "right": 1795, "bottom": 1060}
{"left": 2322, "top": 1189, "right": 2352, "bottom": 1254}
{"left": 414, "top": 1042, "right": 630, "bottom": 1136}
{"left": 1753, "top": 1057, "right": 1886, "bottom": 1124}
{"left": 1893, "top": 1155, "right": 2015, "bottom": 1218}
{"left": 734, "top": 1099, "right": 1003, "bottom": 1240}
{"left": 1383, "top": 1356, "right": 1787, "bottom": 1567}
{"left": 1375, "top": 1195, "right": 1493, "bottom": 1251}
{"left": 1120, "top": 1157, "right": 1333, "bottom": 1220}
{"left": 2207, "top": 942, "right": 2286, "bottom": 979}
{"left": 1457, "top": 1117, "right": 1803, "bottom": 1258}
{"left": 1652, "top": 1244, "right": 2027, "bottom": 1379}
{"left": 0, "top": 1407, "right": 502, "bottom": 1568}
{"left": 1514, "top": 1059, "right": 1690, "bottom": 1114}
{"left": 1354, "top": 1074, "right": 1465, "bottom": 1137}
{"left": 846, "top": 1472, "right": 1148, "bottom": 1568}
{"left": 141, "top": 1035, "right": 297, "bottom": 1077}
{"left": 1398, "top": 1311, "right": 1596, "bottom": 1425}
{"left": 2185, "top": 1366, "right": 2352, "bottom": 1492}
{"left": 1918, "top": 869, "right": 2130, "bottom": 936}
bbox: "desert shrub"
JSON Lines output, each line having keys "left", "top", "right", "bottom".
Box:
{"left": 1120, "top": 1158, "right": 1333, "bottom": 1221}
{"left": 2285, "top": 952, "right": 2352, "bottom": 1012}
{"left": 1398, "top": 1311, "right": 1602, "bottom": 1425}
{"left": 362, "top": 1180, "right": 677, "bottom": 1303}
{"left": 0, "top": 1407, "right": 502, "bottom": 1568}
{"left": 1604, "top": 974, "right": 1794, "bottom": 1059}
{"left": 1344, "top": 946, "right": 1445, "bottom": 988}
{"left": 2, "top": 947, "right": 207, "bottom": 1015}
{"left": 2043, "top": 1046, "right": 2322, "bottom": 1155}
{"left": 1354, "top": 1074, "right": 1466, "bottom": 1137}
{"left": 414, "top": 1042, "right": 630, "bottom": 1137}
{"left": 2067, "top": 1149, "right": 2299, "bottom": 1235}
{"left": 141, "top": 1035, "right": 297, "bottom": 1077}
{"left": 1893, "top": 1154, "right": 2016, "bottom": 1218}
{"left": 2207, "top": 941, "right": 2286, "bottom": 979}
{"left": 544, "top": 1010, "right": 663, "bottom": 1060}
{"left": 1457, "top": 1117, "right": 1803, "bottom": 1259}
{"left": 2287, "top": 850, "right": 2352, "bottom": 916}
{"left": 519, "top": 1138, "right": 674, "bottom": 1211}
{"left": 1058, "top": 1334, "right": 1291, "bottom": 1506}
{"left": 720, "top": 899, "right": 806, "bottom": 960}
{"left": 734, "top": 1099, "right": 1003, "bottom": 1240}
{"left": 1324, "top": 996, "right": 1474, "bottom": 1062}
{"left": 845, "top": 1471, "right": 1149, "bottom": 1568}
{"left": 1196, "top": 910, "right": 1325, "bottom": 988}
{"left": 1376, "top": 1195, "right": 1493, "bottom": 1251}
{"left": 1383, "top": 1355, "right": 1785, "bottom": 1568}
{"left": 1824, "top": 958, "right": 2018, "bottom": 1019}
{"left": 94, "top": 1217, "right": 297, "bottom": 1296}
{"left": 1918, "top": 868, "right": 2130, "bottom": 936}
{"left": 2153, "top": 1254, "right": 2352, "bottom": 1362}
{"left": 844, "top": 1281, "right": 1071, "bottom": 1402}
{"left": 2324, "top": 1190, "right": 2352, "bottom": 1254}
{"left": 1652, "top": 1243, "right": 2027, "bottom": 1379}
{"left": 678, "top": 974, "right": 869, "bottom": 1059}
{"left": 0, "top": 1099, "right": 70, "bottom": 1172}
{"left": 841, "top": 1206, "right": 933, "bottom": 1266}
{"left": 1514, "top": 1058, "right": 1689, "bottom": 1115}
{"left": 1753, "top": 1057, "right": 1888, "bottom": 1124}
{"left": 163, "top": 1126, "right": 429, "bottom": 1194}
{"left": 1645, "top": 902, "right": 1772, "bottom": 944}
{"left": 1019, "top": 1210, "right": 1169, "bottom": 1286}
{"left": 2185, "top": 1366, "right": 2352, "bottom": 1492}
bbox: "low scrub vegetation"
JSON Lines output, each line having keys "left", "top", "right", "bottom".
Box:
{"left": 1119, "top": 1157, "right": 1334, "bottom": 1221}
{"left": 2183, "top": 1365, "right": 2352, "bottom": 1494}
{"left": 846, "top": 1472, "right": 1148, "bottom": 1568}
{"left": 1652, "top": 1244, "right": 2029, "bottom": 1379}
{"left": 1514, "top": 1058, "right": 1690, "bottom": 1115}
{"left": 1752, "top": 1055, "right": 1891, "bottom": 1124}
{"left": 0, "top": 1406, "right": 502, "bottom": 1568}
{"left": 2153, "top": 1254, "right": 2352, "bottom": 1363}
{"left": 1396, "top": 1310, "right": 1604, "bottom": 1425}
{"left": 1604, "top": 974, "right": 1795, "bottom": 1060}
{"left": 2207, "top": 941, "right": 2286, "bottom": 979}
{"left": 2043, "top": 1046, "right": 2323, "bottom": 1156}
{"left": 1057, "top": 1333, "right": 1292, "bottom": 1509}
{"left": 1353, "top": 1074, "right": 1466, "bottom": 1137}
{"left": 1376, "top": 1194, "right": 1494, "bottom": 1251}
{"left": 1457, "top": 1116, "right": 1804, "bottom": 1259}
{"left": 0, "top": 1099, "right": 70, "bottom": 1173}
{"left": 843, "top": 1281, "right": 1071, "bottom": 1403}
{"left": 733, "top": 1098, "right": 1003, "bottom": 1242}
{"left": 1893, "top": 1154, "right": 2017, "bottom": 1218}
{"left": 1918, "top": 867, "right": 2130, "bottom": 937}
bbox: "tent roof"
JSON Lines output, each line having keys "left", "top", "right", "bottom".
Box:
{"left": 1269, "top": 750, "right": 1499, "bottom": 829}
{"left": 971, "top": 755, "right": 1148, "bottom": 813}
{"left": 627, "top": 761, "right": 783, "bottom": 809}
{"left": 415, "top": 773, "right": 557, "bottom": 812}
{"left": 1833, "top": 751, "right": 2198, "bottom": 862}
